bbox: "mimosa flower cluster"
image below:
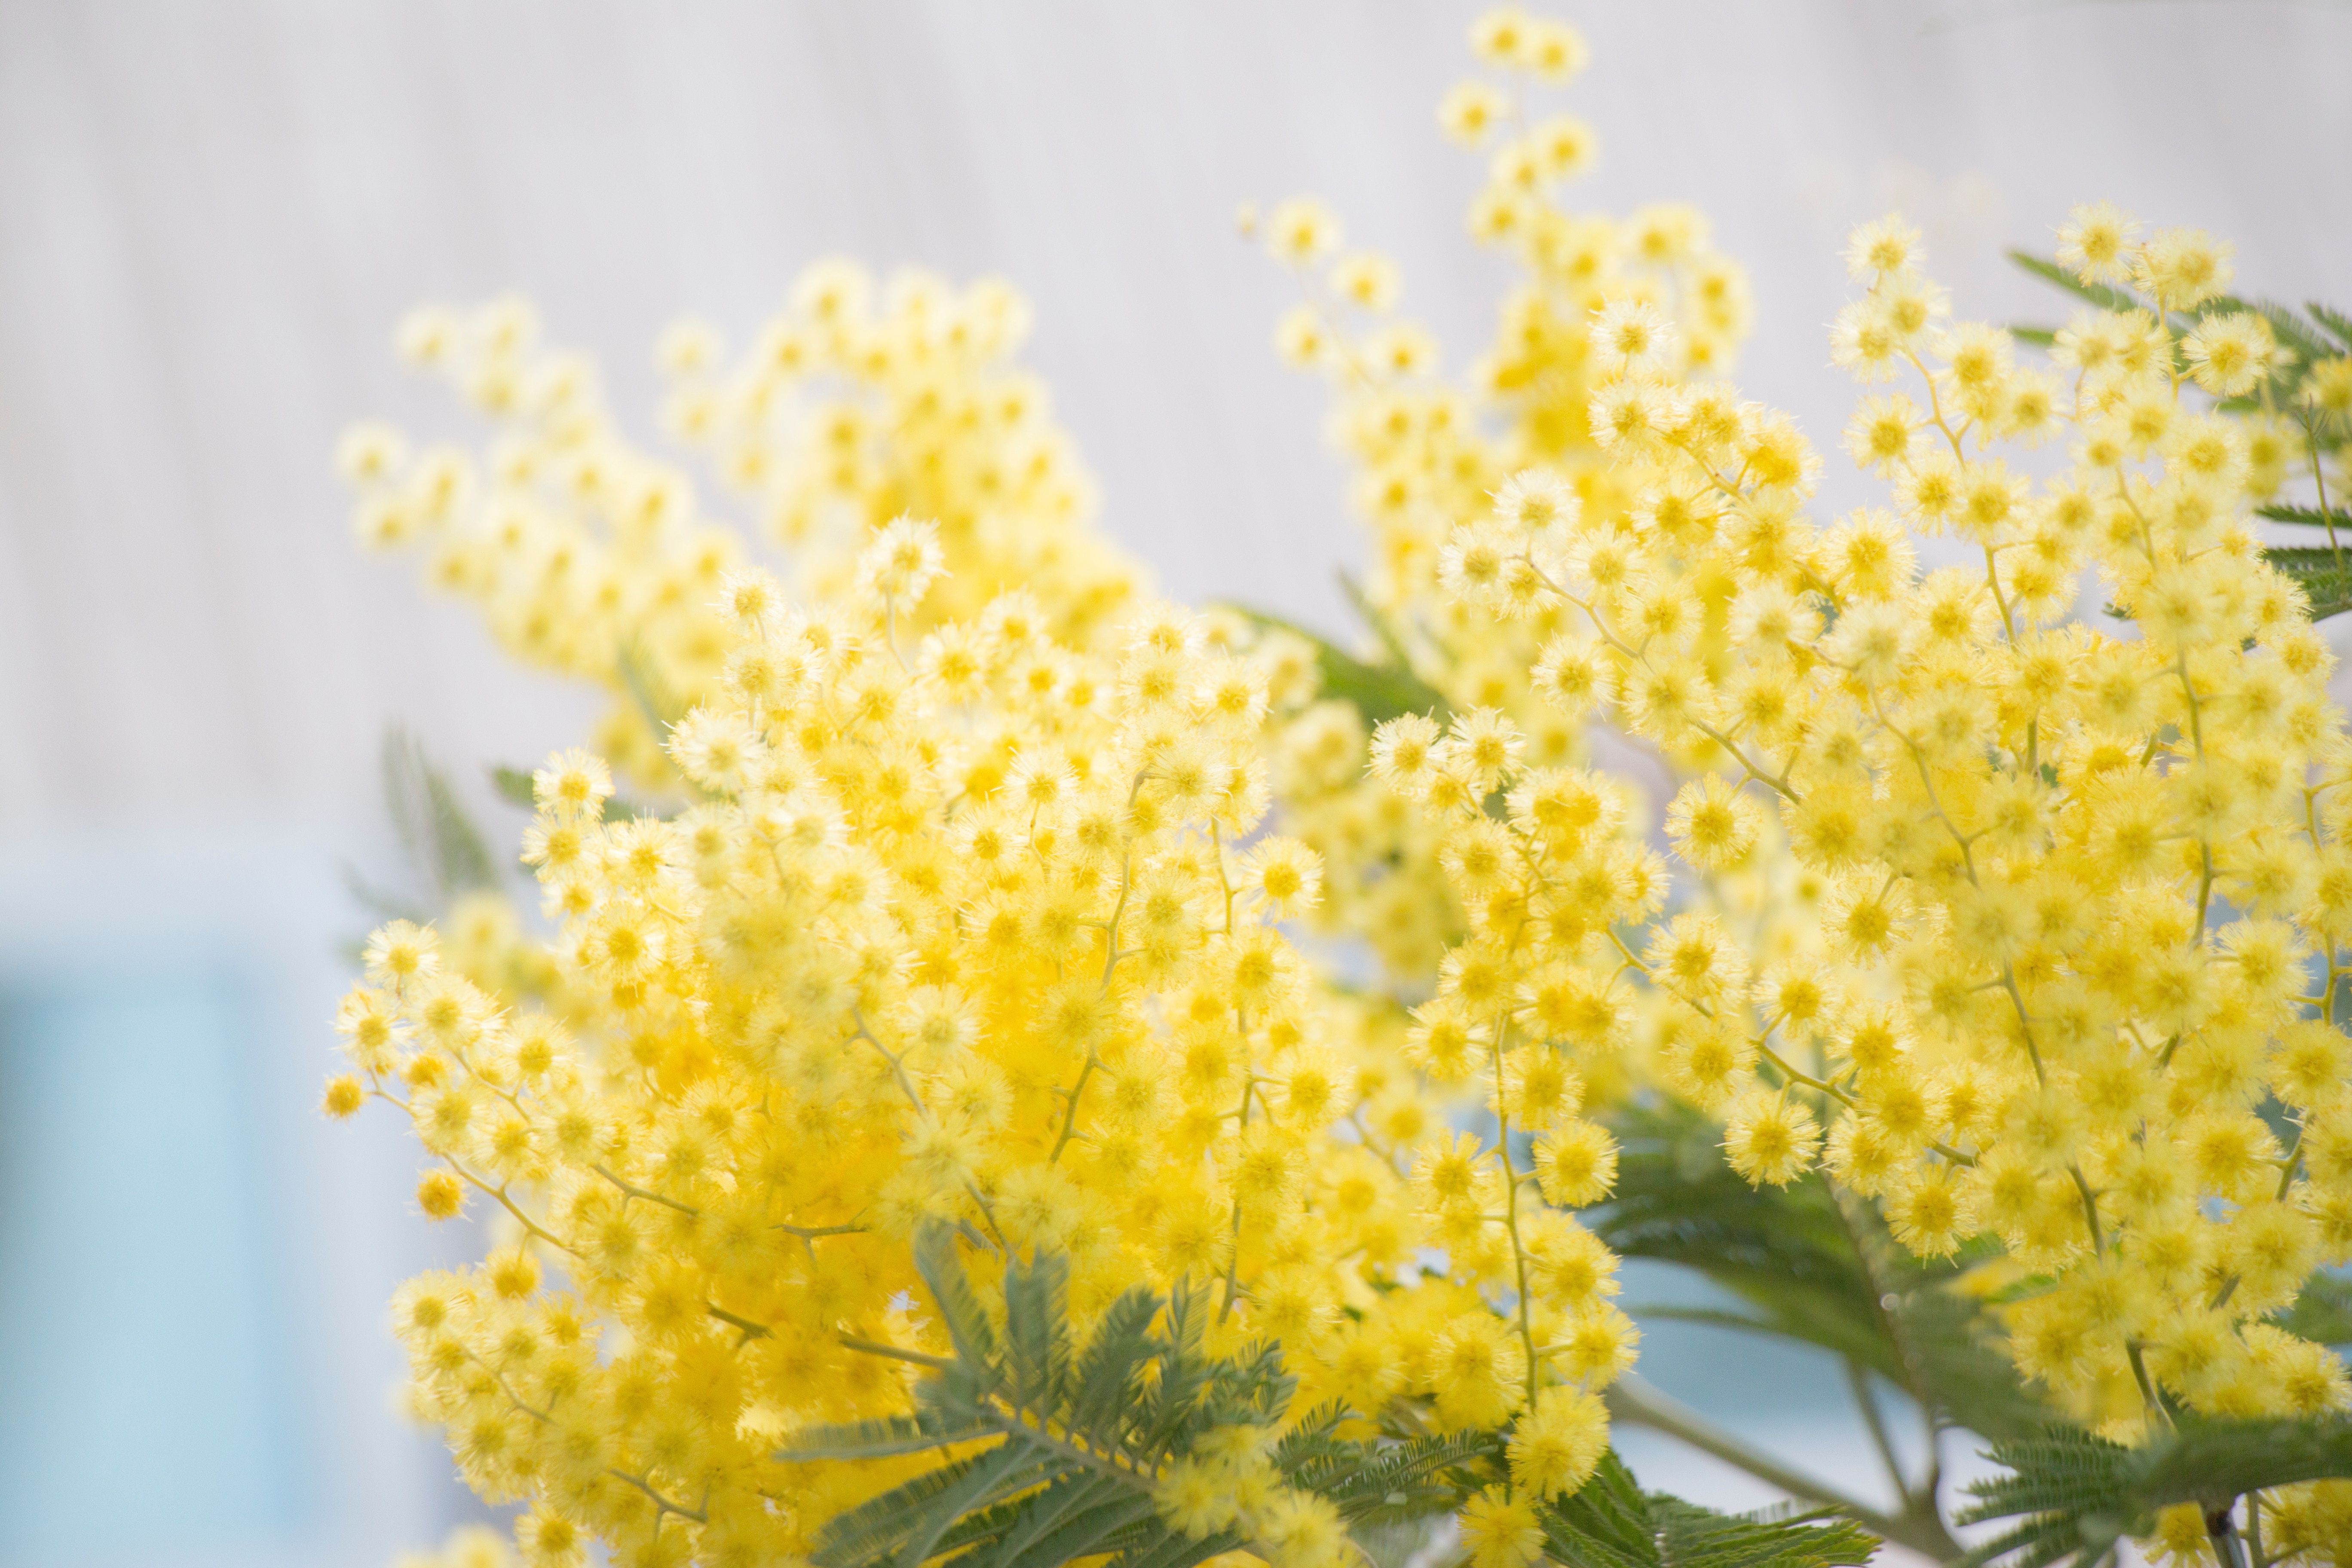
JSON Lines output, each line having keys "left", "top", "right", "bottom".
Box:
{"left": 331, "top": 534, "right": 1400, "bottom": 1565}
{"left": 331, "top": 482, "right": 1652, "bottom": 1561}
{"left": 1394, "top": 203, "right": 2352, "bottom": 1451}
{"left": 322, "top": 8, "right": 2352, "bottom": 1565}
{"left": 338, "top": 296, "right": 741, "bottom": 789}
{"left": 339, "top": 267, "right": 1141, "bottom": 789}
{"left": 651, "top": 265, "right": 1140, "bottom": 649}
{"left": 1252, "top": 20, "right": 1754, "bottom": 988}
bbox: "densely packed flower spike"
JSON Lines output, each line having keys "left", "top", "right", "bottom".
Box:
{"left": 334, "top": 529, "right": 1464, "bottom": 1562}
{"left": 1395, "top": 198, "right": 2352, "bottom": 1537}
{"left": 326, "top": 8, "right": 2352, "bottom": 1565}
{"left": 340, "top": 265, "right": 1140, "bottom": 788}
{"left": 332, "top": 266, "right": 1655, "bottom": 1556}
{"left": 1252, "top": 27, "right": 1755, "bottom": 992}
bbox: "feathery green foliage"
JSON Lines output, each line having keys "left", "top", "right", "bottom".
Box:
{"left": 383, "top": 725, "right": 498, "bottom": 899}
{"left": 1583, "top": 1099, "right": 2059, "bottom": 1558}
{"left": 1536, "top": 1449, "right": 1877, "bottom": 1568}
{"left": 1592, "top": 1100, "right": 2047, "bottom": 1443}
{"left": 2007, "top": 254, "right": 2140, "bottom": 318}
{"left": 346, "top": 725, "right": 502, "bottom": 931}
{"left": 2009, "top": 248, "right": 2351, "bottom": 620}
{"left": 345, "top": 726, "right": 506, "bottom": 939}
{"left": 1958, "top": 1418, "right": 2352, "bottom": 1567}
{"left": 1218, "top": 591, "right": 1451, "bottom": 730}
{"left": 2008, "top": 251, "right": 2347, "bottom": 431}
{"left": 781, "top": 1226, "right": 1892, "bottom": 1568}
{"left": 619, "top": 633, "right": 691, "bottom": 730}
{"left": 2254, "top": 501, "right": 2352, "bottom": 533}
{"left": 778, "top": 1226, "right": 1476, "bottom": 1568}
{"left": 2273, "top": 1271, "right": 2352, "bottom": 1348}
{"left": 2251, "top": 545, "right": 2352, "bottom": 620}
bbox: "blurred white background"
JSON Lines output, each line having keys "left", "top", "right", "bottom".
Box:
{"left": 2, "top": 2, "right": 2349, "bottom": 1564}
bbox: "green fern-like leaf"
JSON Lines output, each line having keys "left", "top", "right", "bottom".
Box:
{"left": 1001, "top": 1244, "right": 1071, "bottom": 1411}
{"left": 1298, "top": 1423, "right": 1501, "bottom": 1527}
{"left": 2006, "top": 252, "right": 2139, "bottom": 315}
{"left": 1535, "top": 1450, "right": 1879, "bottom": 1568}
{"left": 2272, "top": 1271, "right": 2352, "bottom": 1346}
{"left": 914, "top": 1223, "right": 1004, "bottom": 1370}
{"left": 2257, "top": 502, "right": 2352, "bottom": 531}
{"left": 2261, "top": 545, "right": 2352, "bottom": 620}
{"left": 618, "top": 635, "right": 687, "bottom": 728}
{"left": 1337, "top": 571, "right": 1433, "bottom": 689}
{"left": 340, "top": 861, "right": 428, "bottom": 925}
{"left": 1648, "top": 1499, "right": 1877, "bottom": 1568}
{"left": 1538, "top": 1448, "right": 1657, "bottom": 1566}
{"left": 1960, "top": 1417, "right": 2352, "bottom": 1566}
{"left": 1216, "top": 602, "right": 1450, "bottom": 729}
{"left": 1589, "top": 1100, "right": 1881, "bottom": 1354}
{"left": 785, "top": 1227, "right": 1482, "bottom": 1568}
{"left": 2245, "top": 298, "right": 2341, "bottom": 369}
{"left": 787, "top": 1228, "right": 1879, "bottom": 1568}
{"left": 2008, "top": 258, "right": 2348, "bottom": 448}
{"left": 382, "top": 726, "right": 497, "bottom": 900}
{"left": 490, "top": 764, "right": 538, "bottom": 809}
{"left": 2309, "top": 300, "right": 2352, "bottom": 351}
{"left": 779, "top": 1412, "right": 990, "bottom": 1462}
{"left": 1589, "top": 1100, "right": 2044, "bottom": 1443}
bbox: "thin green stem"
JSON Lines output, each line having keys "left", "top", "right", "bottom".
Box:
{"left": 2307, "top": 416, "right": 2342, "bottom": 571}
{"left": 838, "top": 1332, "right": 954, "bottom": 1372}
{"left": 595, "top": 1162, "right": 698, "bottom": 1217}
{"left": 2210, "top": 1504, "right": 2253, "bottom": 1568}
{"left": 1050, "top": 1054, "right": 1099, "bottom": 1164}
{"left": 609, "top": 1467, "right": 707, "bottom": 1525}
{"left": 1602, "top": 1374, "right": 1957, "bottom": 1558}
{"left": 1844, "top": 1359, "right": 1909, "bottom": 1505}
{"left": 1490, "top": 1022, "right": 1542, "bottom": 1416}
{"left": 707, "top": 1304, "right": 772, "bottom": 1341}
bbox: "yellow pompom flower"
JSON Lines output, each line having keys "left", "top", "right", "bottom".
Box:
{"left": 334, "top": 352, "right": 1461, "bottom": 1558}
{"left": 1508, "top": 1386, "right": 1610, "bottom": 1499}
{"left": 414, "top": 1169, "right": 466, "bottom": 1221}
{"left": 328, "top": 14, "right": 2352, "bottom": 1562}
{"left": 1458, "top": 1489, "right": 1546, "bottom": 1568}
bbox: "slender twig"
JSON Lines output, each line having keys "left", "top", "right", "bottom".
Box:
{"left": 837, "top": 1332, "right": 954, "bottom": 1372}
{"left": 2209, "top": 1503, "right": 2254, "bottom": 1568}
{"left": 1602, "top": 1374, "right": 1956, "bottom": 1557}
{"left": 1845, "top": 1359, "right": 1910, "bottom": 1505}
{"left": 595, "top": 1162, "right": 698, "bottom": 1217}
{"left": 2306, "top": 415, "right": 2342, "bottom": 571}
{"left": 609, "top": 1467, "right": 707, "bottom": 1524}
{"left": 708, "top": 1304, "right": 773, "bottom": 1341}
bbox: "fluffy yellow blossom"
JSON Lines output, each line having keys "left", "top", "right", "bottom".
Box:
{"left": 1393, "top": 195, "right": 2352, "bottom": 1451}
{"left": 1458, "top": 1488, "right": 1546, "bottom": 1568}
{"left": 395, "top": 1524, "right": 524, "bottom": 1568}
{"left": 1258, "top": 21, "right": 1754, "bottom": 986}
{"left": 340, "top": 535, "right": 1457, "bottom": 1562}
{"left": 1506, "top": 1384, "right": 1608, "bottom": 1498}
{"left": 330, "top": 10, "right": 2352, "bottom": 1565}
{"left": 346, "top": 267, "right": 1139, "bottom": 788}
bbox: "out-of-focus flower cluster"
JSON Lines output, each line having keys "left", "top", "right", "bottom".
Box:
{"left": 1247, "top": 22, "right": 1755, "bottom": 989}
{"left": 327, "top": 7, "right": 2352, "bottom": 1565}
{"left": 330, "top": 516, "right": 1466, "bottom": 1562}
{"left": 1390, "top": 199, "right": 2352, "bottom": 1542}
{"left": 338, "top": 264, "right": 1139, "bottom": 789}
{"left": 332, "top": 254, "right": 1639, "bottom": 1558}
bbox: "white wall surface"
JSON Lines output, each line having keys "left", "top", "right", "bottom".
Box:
{"left": 0, "top": 5, "right": 2346, "bottom": 1559}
